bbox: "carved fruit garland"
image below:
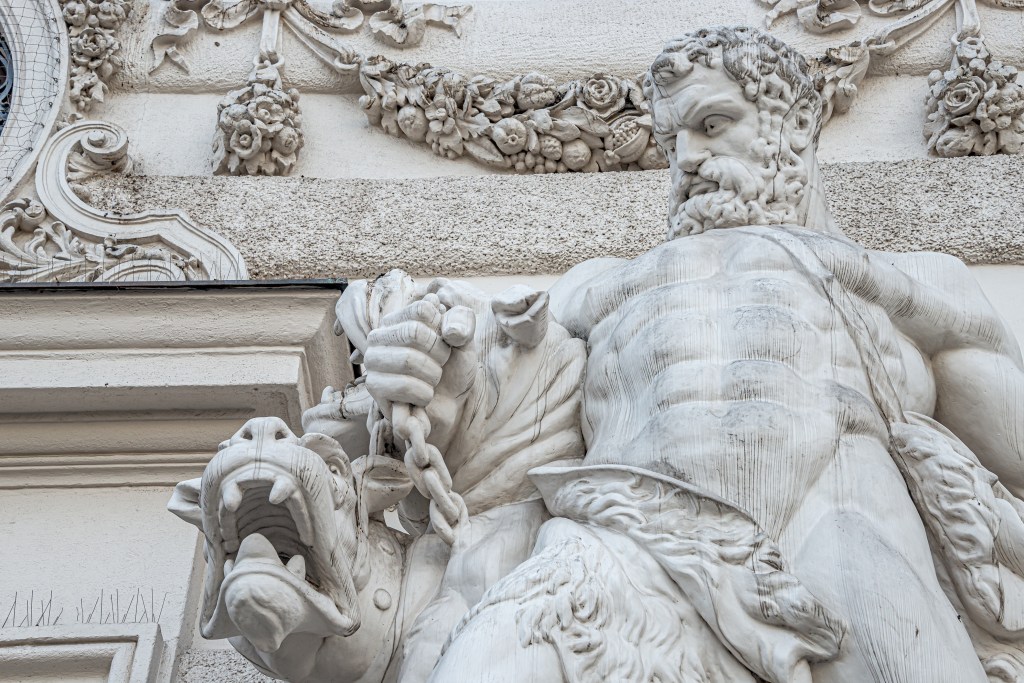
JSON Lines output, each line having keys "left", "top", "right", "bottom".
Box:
{"left": 358, "top": 62, "right": 668, "bottom": 173}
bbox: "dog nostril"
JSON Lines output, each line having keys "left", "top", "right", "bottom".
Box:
{"left": 240, "top": 429, "right": 253, "bottom": 440}
{"left": 275, "top": 430, "right": 286, "bottom": 440}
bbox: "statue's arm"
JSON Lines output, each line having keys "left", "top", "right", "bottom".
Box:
{"left": 341, "top": 271, "right": 592, "bottom": 516}
{"left": 881, "top": 252, "right": 1024, "bottom": 497}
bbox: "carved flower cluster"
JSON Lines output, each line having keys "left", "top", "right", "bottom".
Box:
{"left": 61, "top": 0, "right": 131, "bottom": 112}
{"left": 924, "top": 37, "right": 1024, "bottom": 157}
{"left": 212, "top": 64, "right": 304, "bottom": 176}
{"left": 359, "top": 59, "right": 668, "bottom": 174}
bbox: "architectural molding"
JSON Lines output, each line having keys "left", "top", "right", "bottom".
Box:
{"left": 2, "top": 119, "right": 246, "bottom": 283}
{"left": 0, "top": 284, "right": 351, "bottom": 488}
{"left": 0, "top": 624, "right": 163, "bottom": 682}
{"left": 79, "top": 152, "right": 1024, "bottom": 279}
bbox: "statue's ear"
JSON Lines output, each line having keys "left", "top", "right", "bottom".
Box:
{"left": 788, "top": 99, "right": 816, "bottom": 152}
{"left": 352, "top": 455, "right": 414, "bottom": 514}
{"left": 168, "top": 478, "right": 204, "bottom": 530}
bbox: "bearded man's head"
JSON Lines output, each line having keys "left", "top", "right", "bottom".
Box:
{"left": 643, "top": 27, "right": 824, "bottom": 239}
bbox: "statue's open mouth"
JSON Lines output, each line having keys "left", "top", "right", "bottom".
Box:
{"left": 197, "top": 439, "right": 360, "bottom": 648}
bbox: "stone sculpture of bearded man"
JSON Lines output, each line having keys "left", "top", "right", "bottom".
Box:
{"left": 172, "top": 26, "right": 1024, "bottom": 683}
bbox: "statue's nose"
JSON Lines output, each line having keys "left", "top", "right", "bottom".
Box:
{"left": 229, "top": 417, "right": 299, "bottom": 447}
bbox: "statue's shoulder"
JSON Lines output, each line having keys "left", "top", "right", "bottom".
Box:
{"left": 871, "top": 248, "right": 1018, "bottom": 356}
{"left": 872, "top": 249, "right": 986, "bottom": 305}
{"left": 548, "top": 257, "right": 626, "bottom": 336}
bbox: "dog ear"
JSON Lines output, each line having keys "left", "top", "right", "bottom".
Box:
{"left": 168, "top": 477, "right": 204, "bottom": 530}
{"left": 351, "top": 455, "right": 414, "bottom": 514}
{"left": 299, "top": 432, "right": 353, "bottom": 478}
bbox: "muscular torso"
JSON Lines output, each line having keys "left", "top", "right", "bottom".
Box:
{"left": 557, "top": 227, "right": 937, "bottom": 536}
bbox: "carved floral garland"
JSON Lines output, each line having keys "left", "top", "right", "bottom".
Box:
{"left": 60, "top": 0, "right": 131, "bottom": 112}
{"left": 144, "top": 0, "right": 1024, "bottom": 176}
{"left": 769, "top": 0, "right": 1024, "bottom": 157}
{"left": 213, "top": 58, "right": 304, "bottom": 176}
{"left": 358, "top": 61, "right": 668, "bottom": 173}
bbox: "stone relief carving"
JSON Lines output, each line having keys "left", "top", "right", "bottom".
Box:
{"left": 924, "top": 36, "right": 1024, "bottom": 155}
{"left": 60, "top": 0, "right": 131, "bottom": 112}
{"left": 150, "top": 0, "right": 470, "bottom": 176}
{"left": 171, "top": 26, "right": 1024, "bottom": 682}
{"left": 356, "top": 62, "right": 667, "bottom": 172}
{"left": 2, "top": 119, "right": 247, "bottom": 282}
{"left": 767, "top": 0, "right": 1024, "bottom": 156}
{"left": 213, "top": 57, "right": 304, "bottom": 176}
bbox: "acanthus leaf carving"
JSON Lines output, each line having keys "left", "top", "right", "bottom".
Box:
{"left": 0, "top": 198, "right": 202, "bottom": 283}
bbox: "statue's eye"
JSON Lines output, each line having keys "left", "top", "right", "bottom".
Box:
{"left": 702, "top": 114, "right": 731, "bottom": 136}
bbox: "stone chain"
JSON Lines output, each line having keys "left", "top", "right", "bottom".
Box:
{"left": 392, "top": 403, "right": 468, "bottom": 545}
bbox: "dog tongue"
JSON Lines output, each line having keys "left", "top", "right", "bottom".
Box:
{"left": 236, "top": 533, "right": 280, "bottom": 564}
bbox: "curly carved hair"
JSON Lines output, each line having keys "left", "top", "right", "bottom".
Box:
{"left": 643, "top": 26, "right": 823, "bottom": 142}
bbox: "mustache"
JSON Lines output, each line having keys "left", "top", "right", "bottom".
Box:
{"left": 672, "top": 156, "right": 764, "bottom": 205}
{"left": 667, "top": 153, "right": 807, "bottom": 240}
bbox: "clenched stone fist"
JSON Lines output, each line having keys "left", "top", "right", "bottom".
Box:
{"left": 362, "top": 294, "right": 475, "bottom": 421}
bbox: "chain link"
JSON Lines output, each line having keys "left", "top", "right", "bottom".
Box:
{"left": 392, "top": 403, "right": 468, "bottom": 545}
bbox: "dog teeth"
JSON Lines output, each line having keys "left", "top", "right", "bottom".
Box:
{"left": 223, "top": 481, "right": 244, "bottom": 512}
{"left": 286, "top": 554, "right": 306, "bottom": 580}
{"left": 269, "top": 477, "right": 296, "bottom": 505}
{"left": 224, "top": 558, "right": 235, "bottom": 574}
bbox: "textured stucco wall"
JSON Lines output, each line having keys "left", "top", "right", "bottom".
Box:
{"left": 85, "top": 153, "right": 1024, "bottom": 279}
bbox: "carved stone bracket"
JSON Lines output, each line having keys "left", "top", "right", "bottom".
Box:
{"left": 1, "top": 120, "right": 247, "bottom": 283}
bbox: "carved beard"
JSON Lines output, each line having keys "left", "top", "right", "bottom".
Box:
{"left": 667, "top": 135, "right": 809, "bottom": 240}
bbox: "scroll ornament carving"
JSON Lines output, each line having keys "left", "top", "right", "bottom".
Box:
{"left": 2, "top": 119, "right": 247, "bottom": 283}
{"left": 924, "top": 36, "right": 1024, "bottom": 156}
{"left": 60, "top": 0, "right": 131, "bottom": 112}
{"left": 0, "top": 198, "right": 201, "bottom": 283}
{"left": 766, "top": 0, "right": 1024, "bottom": 156}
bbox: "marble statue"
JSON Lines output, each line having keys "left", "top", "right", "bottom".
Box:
{"left": 169, "top": 26, "right": 1024, "bottom": 683}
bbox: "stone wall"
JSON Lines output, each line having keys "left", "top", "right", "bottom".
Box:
{"left": 86, "top": 154, "right": 1024, "bottom": 279}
